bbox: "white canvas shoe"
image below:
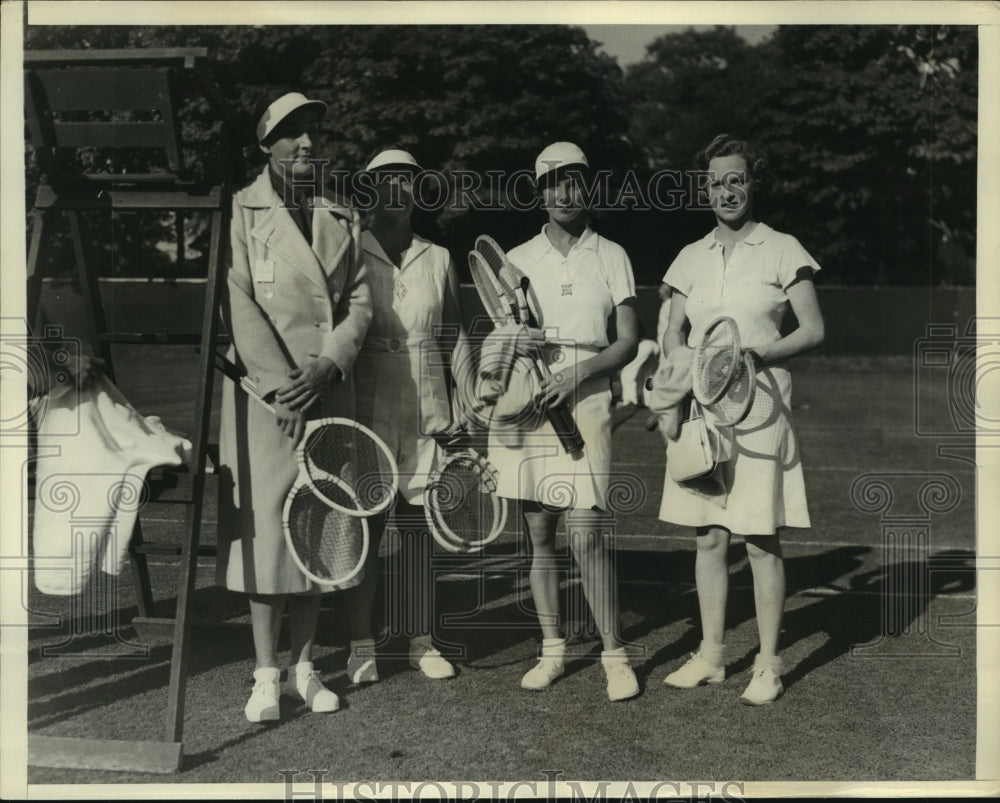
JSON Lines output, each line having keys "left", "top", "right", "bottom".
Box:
{"left": 663, "top": 651, "right": 725, "bottom": 688}
{"left": 521, "top": 638, "right": 566, "bottom": 691}
{"left": 740, "top": 654, "right": 784, "bottom": 706}
{"left": 244, "top": 667, "right": 281, "bottom": 723}
{"left": 289, "top": 662, "right": 340, "bottom": 713}
{"left": 601, "top": 648, "right": 640, "bottom": 702}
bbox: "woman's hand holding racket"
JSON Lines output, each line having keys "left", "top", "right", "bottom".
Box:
{"left": 276, "top": 356, "right": 341, "bottom": 413}
{"left": 537, "top": 366, "right": 579, "bottom": 409}
{"left": 216, "top": 354, "right": 399, "bottom": 589}
{"left": 425, "top": 391, "right": 508, "bottom": 553}
{"left": 474, "top": 235, "right": 585, "bottom": 455}
{"left": 272, "top": 399, "right": 307, "bottom": 443}
{"left": 644, "top": 316, "right": 757, "bottom": 436}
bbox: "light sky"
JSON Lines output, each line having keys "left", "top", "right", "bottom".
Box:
{"left": 581, "top": 24, "right": 777, "bottom": 67}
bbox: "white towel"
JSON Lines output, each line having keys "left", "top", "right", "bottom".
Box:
{"left": 32, "top": 375, "right": 192, "bottom": 596}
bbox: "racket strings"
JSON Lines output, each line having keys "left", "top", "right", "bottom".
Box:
{"left": 701, "top": 347, "right": 738, "bottom": 399}
{"left": 474, "top": 237, "right": 505, "bottom": 276}
{"left": 707, "top": 351, "right": 755, "bottom": 426}
{"left": 303, "top": 423, "right": 396, "bottom": 514}
{"left": 426, "top": 458, "right": 500, "bottom": 548}
{"left": 476, "top": 238, "right": 524, "bottom": 316}
{"left": 469, "top": 252, "right": 509, "bottom": 323}
{"left": 694, "top": 320, "right": 741, "bottom": 404}
{"left": 285, "top": 481, "right": 366, "bottom": 585}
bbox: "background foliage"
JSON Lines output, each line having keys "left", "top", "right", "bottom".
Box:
{"left": 24, "top": 23, "right": 977, "bottom": 285}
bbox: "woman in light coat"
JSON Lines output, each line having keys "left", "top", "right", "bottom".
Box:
{"left": 217, "top": 92, "right": 372, "bottom": 722}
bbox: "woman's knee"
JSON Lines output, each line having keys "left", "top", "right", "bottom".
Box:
{"left": 523, "top": 510, "right": 559, "bottom": 551}
{"left": 695, "top": 526, "right": 729, "bottom": 553}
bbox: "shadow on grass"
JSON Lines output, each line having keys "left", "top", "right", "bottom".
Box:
{"left": 780, "top": 546, "right": 976, "bottom": 690}
{"left": 28, "top": 537, "right": 976, "bottom": 744}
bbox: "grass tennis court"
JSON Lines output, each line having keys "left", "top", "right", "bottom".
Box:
{"left": 24, "top": 355, "right": 977, "bottom": 783}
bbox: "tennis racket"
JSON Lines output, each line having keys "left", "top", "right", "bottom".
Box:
{"left": 707, "top": 350, "right": 756, "bottom": 426}
{"left": 215, "top": 353, "right": 398, "bottom": 515}
{"left": 692, "top": 316, "right": 742, "bottom": 405}
{"left": 468, "top": 249, "right": 518, "bottom": 394}
{"left": 644, "top": 316, "right": 756, "bottom": 431}
{"left": 215, "top": 355, "right": 375, "bottom": 588}
{"left": 473, "top": 235, "right": 585, "bottom": 456}
{"left": 424, "top": 427, "right": 507, "bottom": 553}
{"left": 283, "top": 474, "right": 369, "bottom": 588}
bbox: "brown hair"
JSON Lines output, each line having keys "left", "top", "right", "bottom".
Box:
{"left": 695, "top": 134, "right": 767, "bottom": 187}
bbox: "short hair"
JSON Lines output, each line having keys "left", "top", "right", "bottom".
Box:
{"left": 695, "top": 134, "right": 767, "bottom": 186}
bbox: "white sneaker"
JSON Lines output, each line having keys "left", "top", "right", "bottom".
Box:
{"left": 740, "top": 655, "right": 783, "bottom": 706}
{"left": 663, "top": 652, "right": 725, "bottom": 688}
{"left": 409, "top": 646, "right": 456, "bottom": 680}
{"left": 521, "top": 638, "right": 566, "bottom": 691}
{"left": 289, "top": 662, "right": 340, "bottom": 713}
{"left": 601, "top": 649, "right": 639, "bottom": 702}
{"left": 347, "top": 640, "right": 379, "bottom": 685}
{"left": 244, "top": 667, "right": 280, "bottom": 723}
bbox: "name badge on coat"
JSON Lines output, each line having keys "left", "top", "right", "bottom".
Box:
{"left": 254, "top": 258, "right": 275, "bottom": 283}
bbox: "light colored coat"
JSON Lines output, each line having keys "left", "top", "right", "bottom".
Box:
{"left": 216, "top": 169, "right": 372, "bottom": 594}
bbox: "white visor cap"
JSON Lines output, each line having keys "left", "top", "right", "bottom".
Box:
{"left": 535, "top": 141, "right": 589, "bottom": 183}
{"left": 256, "top": 92, "right": 327, "bottom": 144}
{"left": 365, "top": 148, "right": 422, "bottom": 173}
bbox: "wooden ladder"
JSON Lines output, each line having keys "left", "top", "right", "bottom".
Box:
{"left": 24, "top": 48, "right": 243, "bottom": 773}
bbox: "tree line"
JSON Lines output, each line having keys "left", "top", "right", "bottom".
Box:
{"left": 24, "top": 24, "right": 977, "bottom": 286}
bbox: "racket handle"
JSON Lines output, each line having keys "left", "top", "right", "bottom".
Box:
{"left": 514, "top": 286, "right": 530, "bottom": 327}
{"left": 644, "top": 413, "right": 659, "bottom": 432}
{"left": 519, "top": 278, "right": 540, "bottom": 329}
{"left": 546, "top": 401, "right": 585, "bottom": 454}
{"left": 216, "top": 353, "right": 276, "bottom": 413}
{"left": 239, "top": 377, "right": 273, "bottom": 411}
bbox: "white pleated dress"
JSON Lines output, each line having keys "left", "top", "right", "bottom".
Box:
{"left": 488, "top": 226, "right": 637, "bottom": 511}
{"left": 658, "top": 223, "right": 819, "bottom": 535}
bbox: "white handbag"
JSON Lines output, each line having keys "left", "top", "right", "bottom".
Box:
{"left": 667, "top": 399, "right": 726, "bottom": 482}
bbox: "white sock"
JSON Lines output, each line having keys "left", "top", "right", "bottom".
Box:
{"left": 292, "top": 661, "right": 315, "bottom": 677}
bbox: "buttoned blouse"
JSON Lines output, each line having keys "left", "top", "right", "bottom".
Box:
{"left": 664, "top": 223, "right": 820, "bottom": 350}
{"left": 507, "top": 225, "right": 636, "bottom": 348}
{"left": 360, "top": 230, "right": 450, "bottom": 343}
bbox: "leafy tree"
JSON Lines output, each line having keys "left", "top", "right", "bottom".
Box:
{"left": 24, "top": 24, "right": 633, "bottom": 278}
{"left": 623, "top": 24, "right": 977, "bottom": 285}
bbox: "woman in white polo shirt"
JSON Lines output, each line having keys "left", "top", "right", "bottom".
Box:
{"left": 491, "top": 142, "right": 640, "bottom": 702}
{"left": 344, "top": 147, "right": 473, "bottom": 683}
{"left": 656, "top": 134, "right": 825, "bottom": 705}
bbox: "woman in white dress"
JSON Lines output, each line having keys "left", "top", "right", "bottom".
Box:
{"left": 490, "top": 142, "right": 640, "bottom": 702}
{"left": 656, "top": 134, "right": 825, "bottom": 704}
{"left": 344, "top": 148, "right": 472, "bottom": 683}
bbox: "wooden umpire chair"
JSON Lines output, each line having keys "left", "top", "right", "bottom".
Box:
{"left": 24, "top": 48, "right": 244, "bottom": 773}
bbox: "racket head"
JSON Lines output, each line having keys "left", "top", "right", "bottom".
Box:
{"left": 423, "top": 453, "right": 507, "bottom": 553}
{"left": 469, "top": 251, "right": 514, "bottom": 325}
{"left": 475, "top": 235, "right": 540, "bottom": 326}
{"left": 283, "top": 477, "right": 369, "bottom": 588}
{"left": 706, "top": 351, "right": 757, "bottom": 426}
{"left": 298, "top": 418, "right": 399, "bottom": 517}
{"left": 692, "top": 316, "right": 742, "bottom": 405}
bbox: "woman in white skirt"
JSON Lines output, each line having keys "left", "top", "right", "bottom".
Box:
{"left": 656, "top": 134, "right": 825, "bottom": 704}
{"left": 490, "top": 142, "right": 640, "bottom": 702}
